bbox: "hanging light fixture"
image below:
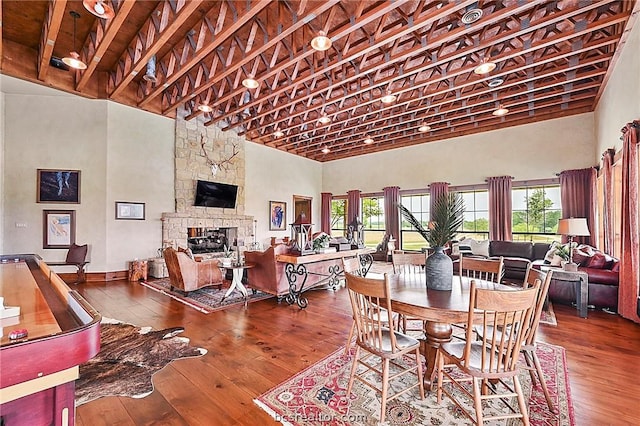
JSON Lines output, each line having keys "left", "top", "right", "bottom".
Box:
{"left": 318, "top": 113, "right": 331, "bottom": 124}
{"left": 363, "top": 136, "right": 374, "bottom": 144}
{"left": 311, "top": 31, "right": 332, "bottom": 51}
{"left": 418, "top": 124, "right": 431, "bottom": 132}
{"left": 492, "top": 104, "right": 509, "bottom": 116}
{"left": 197, "top": 103, "right": 213, "bottom": 113}
{"left": 242, "top": 75, "right": 259, "bottom": 89}
{"left": 142, "top": 55, "right": 157, "bottom": 83}
{"left": 83, "top": 0, "right": 115, "bottom": 20}
{"left": 321, "top": 146, "right": 331, "bottom": 154}
{"left": 274, "top": 129, "right": 284, "bottom": 138}
{"left": 62, "top": 11, "right": 87, "bottom": 70}
{"left": 380, "top": 90, "right": 397, "bottom": 104}
{"left": 474, "top": 57, "right": 496, "bottom": 75}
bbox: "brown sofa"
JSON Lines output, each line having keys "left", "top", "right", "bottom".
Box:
{"left": 244, "top": 244, "right": 291, "bottom": 298}
{"left": 163, "top": 247, "right": 223, "bottom": 293}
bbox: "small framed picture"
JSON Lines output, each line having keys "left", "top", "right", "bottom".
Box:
{"left": 37, "top": 169, "right": 81, "bottom": 203}
{"left": 115, "top": 202, "right": 145, "bottom": 220}
{"left": 269, "top": 201, "right": 287, "bottom": 231}
{"left": 43, "top": 210, "right": 76, "bottom": 249}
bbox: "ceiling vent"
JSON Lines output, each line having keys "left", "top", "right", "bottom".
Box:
{"left": 461, "top": 8, "right": 483, "bottom": 25}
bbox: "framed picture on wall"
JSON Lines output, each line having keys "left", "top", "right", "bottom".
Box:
{"left": 37, "top": 169, "right": 81, "bottom": 203}
{"left": 115, "top": 202, "right": 145, "bottom": 220}
{"left": 43, "top": 210, "right": 76, "bottom": 249}
{"left": 269, "top": 201, "right": 287, "bottom": 231}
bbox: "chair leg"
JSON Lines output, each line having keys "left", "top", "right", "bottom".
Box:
{"left": 472, "top": 377, "right": 484, "bottom": 425}
{"left": 513, "top": 376, "right": 530, "bottom": 426}
{"left": 436, "top": 350, "right": 444, "bottom": 403}
{"left": 415, "top": 348, "right": 425, "bottom": 399}
{"left": 380, "top": 358, "right": 390, "bottom": 424}
{"left": 346, "top": 346, "right": 360, "bottom": 396}
{"left": 344, "top": 321, "right": 355, "bottom": 355}
{"left": 530, "top": 349, "right": 557, "bottom": 413}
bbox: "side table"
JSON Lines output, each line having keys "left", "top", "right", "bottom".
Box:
{"left": 148, "top": 257, "right": 168, "bottom": 278}
{"left": 129, "top": 260, "right": 148, "bottom": 281}
{"left": 538, "top": 264, "right": 589, "bottom": 318}
{"left": 220, "top": 263, "right": 255, "bottom": 303}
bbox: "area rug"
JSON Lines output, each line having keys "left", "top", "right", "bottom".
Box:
{"left": 255, "top": 342, "right": 573, "bottom": 426}
{"left": 75, "top": 318, "right": 206, "bottom": 406}
{"left": 141, "top": 278, "right": 273, "bottom": 313}
{"left": 540, "top": 302, "right": 557, "bottom": 326}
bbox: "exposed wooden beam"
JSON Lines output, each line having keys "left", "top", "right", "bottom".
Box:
{"left": 37, "top": 0, "right": 67, "bottom": 81}
{"left": 76, "top": 0, "right": 136, "bottom": 91}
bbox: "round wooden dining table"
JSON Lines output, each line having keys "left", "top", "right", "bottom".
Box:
{"left": 382, "top": 272, "right": 517, "bottom": 389}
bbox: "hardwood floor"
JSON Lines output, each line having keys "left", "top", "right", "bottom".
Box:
{"left": 74, "top": 279, "right": 640, "bottom": 426}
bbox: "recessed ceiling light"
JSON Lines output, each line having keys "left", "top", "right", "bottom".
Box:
{"left": 242, "top": 77, "right": 259, "bottom": 89}
{"left": 418, "top": 124, "right": 431, "bottom": 132}
{"left": 274, "top": 130, "right": 284, "bottom": 138}
{"left": 83, "top": 0, "right": 115, "bottom": 19}
{"left": 311, "top": 31, "right": 332, "bottom": 51}
{"left": 474, "top": 59, "right": 496, "bottom": 75}
{"left": 487, "top": 77, "right": 505, "bottom": 88}
{"left": 492, "top": 105, "right": 509, "bottom": 116}
{"left": 380, "top": 91, "right": 397, "bottom": 104}
{"left": 322, "top": 146, "right": 331, "bottom": 154}
{"left": 318, "top": 114, "right": 331, "bottom": 124}
{"left": 197, "top": 103, "right": 213, "bottom": 113}
{"left": 461, "top": 8, "right": 483, "bottom": 25}
{"left": 363, "top": 137, "right": 374, "bottom": 144}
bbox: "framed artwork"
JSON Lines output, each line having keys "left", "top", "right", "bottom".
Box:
{"left": 43, "top": 210, "right": 76, "bottom": 249}
{"left": 293, "top": 195, "right": 312, "bottom": 223}
{"left": 37, "top": 169, "right": 81, "bottom": 203}
{"left": 115, "top": 202, "right": 145, "bottom": 220}
{"left": 269, "top": 201, "right": 287, "bottom": 230}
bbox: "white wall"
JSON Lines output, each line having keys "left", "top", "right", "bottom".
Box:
{"left": 245, "top": 143, "right": 322, "bottom": 247}
{"left": 595, "top": 18, "right": 640, "bottom": 154}
{"left": 1, "top": 76, "right": 174, "bottom": 272}
{"left": 322, "top": 113, "right": 597, "bottom": 194}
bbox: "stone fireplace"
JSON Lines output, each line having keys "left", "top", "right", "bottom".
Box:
{"left": 162, "top": 110, "right": 254, "bottom": 255}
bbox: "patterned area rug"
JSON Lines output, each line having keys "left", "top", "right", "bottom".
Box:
{"left": 75, "top": 318, "right": 206, "bottom": 406}
{"left": 141, "top": 278, "right": 273, "bottom": 313}
{"left": 255, "top": 342, "right": 573, "bottom": 425}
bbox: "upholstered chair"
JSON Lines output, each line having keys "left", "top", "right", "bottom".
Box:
{"left": 244, "top": 244, "right": 291, "bottom": 297}
{"left": 163, "top": 247, "right": 223, "bottom": 294}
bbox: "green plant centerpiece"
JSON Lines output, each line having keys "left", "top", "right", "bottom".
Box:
{"left": 221, "top": 244, "right": 234, "bottom": 267}
{"left": 399, "top": 193, "right": 464, "bottom": 290}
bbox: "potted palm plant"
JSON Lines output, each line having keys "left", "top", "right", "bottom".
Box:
{"left": 399, "top": 192, "right": 464, "bottom": 290}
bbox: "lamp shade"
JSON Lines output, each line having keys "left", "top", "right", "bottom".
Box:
{"left": 557, "top": 218, "right": 590, "bottom": 236}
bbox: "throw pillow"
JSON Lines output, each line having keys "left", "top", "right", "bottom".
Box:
{"left": 572, "top": 247, "right": 592, "bottom": 266}
{"left": 544, "top": 241, "right": 566, "bottom": 266}
{"left": 468, "top": 239, "right": 490, "bottom": 257}
{"left": 457, "top": 238, "right": 474, "bottom": 256}
{"left": 587, "top": 252, "right": 607, "bottom": 269}
{"left": 178, "top": 246, "right": 195, "bottom": 260}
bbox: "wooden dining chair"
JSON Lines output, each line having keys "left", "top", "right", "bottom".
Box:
{"left": 392, "top": 251, "right": 427, "bottom": 333}
{"left": 459, "top": 254, "right": 504, "bottom": 284}
{"left": 345, "top": 271, "right": 425, "bottom": 423}
{"left": 436, "top": 280, "right": 539, "bottom": 425}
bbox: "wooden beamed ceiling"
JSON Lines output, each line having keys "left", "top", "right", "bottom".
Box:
{"left": 1, "top": 0, "right": 637, "bottom": 161}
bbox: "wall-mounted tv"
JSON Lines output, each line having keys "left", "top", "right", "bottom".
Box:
{"left": 194, "top": 180, "right": 238, "bottom": 208}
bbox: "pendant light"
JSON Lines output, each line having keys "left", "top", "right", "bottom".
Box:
{"left": 62, "top": 11, "right": 87, "bottom": 70}
{"left": 311, "top": 31, "right": 332, "bottom": 51}
{"left": 83, "top": 0, "right": 115, "bottom": 20}
{"left": 143, "top": 55, "right": 157, "bottom": 83}
{"left": 492, "top": 104, "right": 509, "bottom": 116}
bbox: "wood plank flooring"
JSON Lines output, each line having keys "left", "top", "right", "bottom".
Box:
{"left": 74, "top": 279, "right": 640, "bottom": 426}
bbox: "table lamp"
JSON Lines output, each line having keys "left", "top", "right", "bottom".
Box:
{"left": 557, "top": 218, "right": 590, "bottom": 271}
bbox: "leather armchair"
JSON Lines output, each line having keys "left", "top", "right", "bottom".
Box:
{"left": 163, "top": 247, "right": 223, "bottom": 293}
{"left": 244, "top": 244, "right": 291, "bottom": 297}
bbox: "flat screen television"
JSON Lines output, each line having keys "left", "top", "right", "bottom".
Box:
{"left": 194, "top": 180, "right": 238, "bottom": 208}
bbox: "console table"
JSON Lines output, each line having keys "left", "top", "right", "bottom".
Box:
{"left": 537, "top": 264, "right": 589, "bottom": 318}
{"left": 276, "top": 248, "right": 373, "bottom": 308}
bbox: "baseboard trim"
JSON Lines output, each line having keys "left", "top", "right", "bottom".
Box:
{"left": 58, "top": 270, "right": 128, "bottom": 283}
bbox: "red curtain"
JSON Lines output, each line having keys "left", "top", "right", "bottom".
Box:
{"left": 347, "top": 190, "right": 361, "bottom": 223}
{"left": 320, "top": 192, "right": 332, "bottom": 234}
{"left": 383, "top": 186, "right": 400, "bottom": 244}
{"left": 619, "top": 121, "right": 640, "bottom": 323}
{"left": 601, "top": 149, "right": 616, "bottom": 254}
{"left": 429, "top": 182, "right": 449, "bottom": 221}
{"left": 487, "top": 176, "right": 513, "bottom": 241}
{"left": 559, "top": 168, "right": 596, "bottom": 245}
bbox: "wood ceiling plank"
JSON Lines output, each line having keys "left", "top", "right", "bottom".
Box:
{"left": 37, "top": 0, "right": 67, "bottom": 81}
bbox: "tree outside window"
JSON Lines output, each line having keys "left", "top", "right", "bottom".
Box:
{"left": 512, "top": 186, "right": 561, "bottom": 242}
{"left": 361, "top": 196, "right": 384, "bottom": 248}
{"left": 330, "top": 199, "right": 347, "bottom": 237}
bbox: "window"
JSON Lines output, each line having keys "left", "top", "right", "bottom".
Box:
{"left": 511, "top": 185, "right": 561, "bottom": 242}
{"left": 459, "top": 190, "right": 489, "bottom": 240}
{"left": 361, "top": 196, "right": 384, "bottom": 248}
{"left": 400, "top": 193, "right": 430, "bottom": 251}
{"left": 330, "top": 198, "right": 347, "bottom": 237}
{"left": 613, "top": 159, "right": 623, "bottom": 258}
